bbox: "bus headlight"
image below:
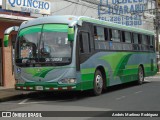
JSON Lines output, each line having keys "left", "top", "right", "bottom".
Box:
{"left": 58, "top": 78, "right": 76, "bottom": 84}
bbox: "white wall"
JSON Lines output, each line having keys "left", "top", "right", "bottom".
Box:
{"left": 51, "top": 0, "right": 98, "bottom": 18}
{"left": 31, "top": 0, "right": 154, "bottom": 31}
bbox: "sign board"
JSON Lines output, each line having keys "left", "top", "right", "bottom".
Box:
{"left": 2, "top": 0, "right": 51, "bottom": 15}
{"left": 98, "top": 0, "right": 150, "bottom": 26}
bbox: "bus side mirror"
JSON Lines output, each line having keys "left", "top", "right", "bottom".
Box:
{"left": 4, "top": 35, "right": 9, "bottom": 47}
{"left": 3, "top": 26, "right": 19, "bottom": 47}
{"left": 68, "top": 27, "right": 74, "bottom": 41}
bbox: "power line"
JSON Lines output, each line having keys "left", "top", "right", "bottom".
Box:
{"left": 52, "top": 0, "right": 154, "bottom": 24}
{"left": 82, "top": 0, "right": 155, "bottom": 23}
{"left": 71, "top": 4, "right": 77, "bottom": 14}
{"left": 83, "top": 7, "right": 88, "bottom": 15}
{"left": 64, "top": 0, "right": 154, "bottom": 23}
{"left": 51, "top": 3, "right": 73, "bottom": 13}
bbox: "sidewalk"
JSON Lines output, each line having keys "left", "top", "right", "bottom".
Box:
{"left": 0, "top": 87, "right": 34, "bottom": 102}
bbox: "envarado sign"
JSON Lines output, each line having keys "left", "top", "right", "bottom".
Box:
{"left": 2, "top": 0, "right": 51, "bottom": 14}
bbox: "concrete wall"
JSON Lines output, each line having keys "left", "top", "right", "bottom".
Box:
{"left": 48, "top": 0, "right": 154, "bottom": 31}
{"left": 32, "top": 0, "right": 98, "bottom": 18}
{"left": 51, "top": 0, "right": 98, "bottom": 18}
{"left": 0, "top": 20, "right": 21, "bottom": 88}
{"left": 31, "top": 0, "right": 154, "bottom": 31}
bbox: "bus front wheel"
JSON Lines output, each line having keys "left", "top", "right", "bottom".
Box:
{"left": 137, "top": 66, "right": 144, "bottom": 85}
{"left": 93, "top": 70, "right": 104, "bottom": 96}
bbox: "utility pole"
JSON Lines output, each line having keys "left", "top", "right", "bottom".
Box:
{"left": 155, "top": 0, "right": 159, "bottom": 71}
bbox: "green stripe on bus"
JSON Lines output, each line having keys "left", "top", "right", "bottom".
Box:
{"left": 81, "top": 68, "right": 95, "bottom": 74}
{"left": 25, "top": 68, "right": 54, "bottom": 78}
{"left": 43, "top": 24, "right": 68, "bottom": 32}
{"left": 19, "top": 25, "right": 42, "bottom": 36}
{"left": 81, "top": 73, "right": 94, "bottom": 81}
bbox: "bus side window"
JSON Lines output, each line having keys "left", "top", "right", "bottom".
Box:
{"left": 138, "top": 34, "right": 142, "bottom": 51}
{"left": 79, "top": 32, "right": 90, "bottom": 54}
{"left": 133, "top": 33, "right": 138, "bottom": 44}
{"left": 111, "top": 29, "right": 120, "bottom": 42}
{"left": 138, "top": 34, "right": 142, "bottom": 44}
{"left": 142, "top": 34, "right": 150, "bottom": 51}
{"left": 104, "top": 28, "right": 108, "bottom": 41}
{"left": 121, "top": 31, "right": 125, "bottom": 42}
{"left": 94, "top": 26, "right": 98, "bottom": 40}
{"left": 79, "top": 33, "right": 84, "bottom": 53}
{"left": 150, "top": 36, "right": 154, "bottom": 46}
{"left": 94, "top": 26, "right": 105, "bottom": 41}
{"left": 133, "top": 33, "right": 139, "bottom": 51}
{"left": 142, "top": 35, "right": 147, "bottom": 45}
{"left": 124, "top": 31, "right": 131, "bottom": 43}
{"left": 109, "top": 29, "right": 112, "bottom": 41}
{"left": 150, "top": 35, "right": 154, "bottom": 51}
{"left": 147, "top": 35, "right": 150, "bottom": 45}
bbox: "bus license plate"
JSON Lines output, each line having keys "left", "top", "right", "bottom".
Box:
{"left": 35, "top": 86, "right": 43, "bottom": 90}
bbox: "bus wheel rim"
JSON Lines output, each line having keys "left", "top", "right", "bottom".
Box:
{"left": 95, "top": 75, "right": 103, "bottom": 90}
{"left": 139, "top": 67, "right": 143, "bottom": 82}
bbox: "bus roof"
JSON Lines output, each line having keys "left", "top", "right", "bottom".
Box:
{"left": 78, "top": 16, "right": 154, "bottom": 35}
{"left": 19, "top": 15, "right": 154, "bottom": 35}
{"left": 20, "top": 15, "right": 79, "bottom": 29}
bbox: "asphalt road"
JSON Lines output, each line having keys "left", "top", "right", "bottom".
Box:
{"left": 0, "top": 76, "right": 160, "bottom": 120}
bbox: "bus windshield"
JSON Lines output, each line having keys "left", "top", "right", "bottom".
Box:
{"left": 15, "top": 24, "right": 72, "bottom": 67}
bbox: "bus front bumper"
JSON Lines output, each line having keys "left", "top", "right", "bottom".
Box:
{"left": 15, "top": 82, "right": 78, "bottom": 91}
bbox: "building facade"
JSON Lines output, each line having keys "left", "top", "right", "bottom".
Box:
{"left": 0, "top": 1, "right": 33, "bottom": 88}
{"left": 48, "top": 0, "right": 155, "bottom": 30}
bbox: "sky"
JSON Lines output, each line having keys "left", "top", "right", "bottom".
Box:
{"left": 0, "top": 0, "right": 2, "bottom": 6}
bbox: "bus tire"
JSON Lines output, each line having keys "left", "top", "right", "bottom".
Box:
{"left": 137, "top": 66, "right": 144, "bottom": 85}
{"left": 93, "top": 70, "right": 104, "bottom": 96}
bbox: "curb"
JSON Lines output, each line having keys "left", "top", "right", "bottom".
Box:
{"left": 0, "top": 92, "right": 36, "bottom": 102}
{"left": 0, "top": 94, "right": 24, "bottom": 102}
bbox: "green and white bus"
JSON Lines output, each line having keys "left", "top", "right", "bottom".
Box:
{"left": 4, "top": 15, "right": 157, "bottom": 95}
